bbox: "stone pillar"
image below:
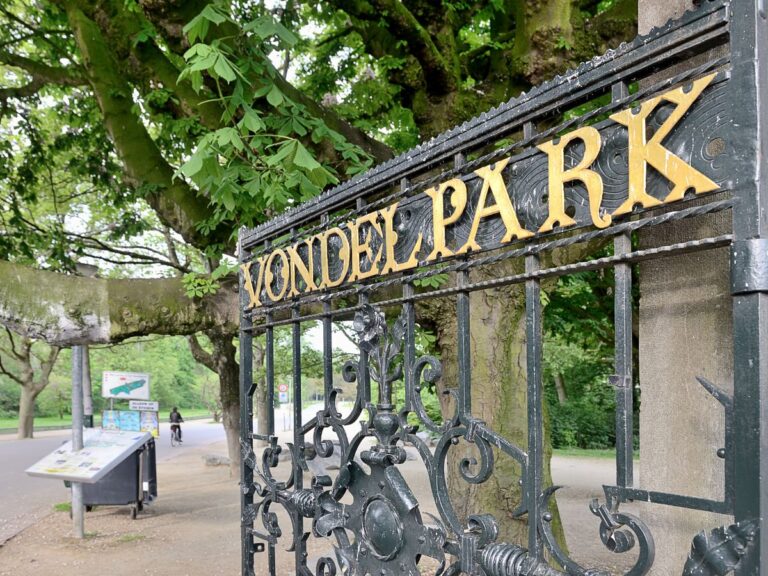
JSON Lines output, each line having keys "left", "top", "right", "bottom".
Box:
{"left": 639, "top": 211, "right": 732, "bottom": 575}
{"left": 637, "top": 4, "right": 733, "bottom": 575}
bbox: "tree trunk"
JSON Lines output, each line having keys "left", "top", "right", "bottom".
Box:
{"left": 554, "top": 374, "right": 567, "bottom": 405}
{"left": 188, "top": 331, "right": 242, "bottom": 475}
{"left": 419, "top": 260, "right": 566, "bottom": 549}
{"left": 219, "top": 365, "right": 241, "bottom": 476}
{"left": 17, "top": 385, "right": 39, "bottom": 439}
{"left": 252, "top": 342, "right": 268, "bottom": 448}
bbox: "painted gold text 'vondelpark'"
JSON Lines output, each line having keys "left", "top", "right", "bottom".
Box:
{"left": 243, "top": 73, "right": 720, "bottom": 309}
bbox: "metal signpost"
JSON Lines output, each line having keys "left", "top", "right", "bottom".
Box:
{"left": 71, "top": 345, "right": 84, "bottom": 539}
{"left": 237, "top": 1, "right": 767, "bottom": 574}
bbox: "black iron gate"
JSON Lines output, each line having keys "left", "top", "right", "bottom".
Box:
{"left": 238, "top": 1, "right": 768, "bottom": 574}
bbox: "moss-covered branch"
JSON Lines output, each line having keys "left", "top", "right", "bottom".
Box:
{"left": 0, "top": 260, "right": 238, "bottom": 346}
{"left": 0, "top": 50, "right": 85, "bottom": 87}
{"left": 63, "top": 3, "right": 229, "bottom": 249}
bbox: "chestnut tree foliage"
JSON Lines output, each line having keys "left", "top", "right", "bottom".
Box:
{"left": 0, "top": 0, "right": 636, "bottom": 542}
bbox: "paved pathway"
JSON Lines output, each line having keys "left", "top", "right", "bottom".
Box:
{"left": 0, "top": 420, "right": 226, "bottom": 545}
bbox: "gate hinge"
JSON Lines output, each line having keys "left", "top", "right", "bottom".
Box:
{"left": 731, "top": 239, "right": 768, "bottom": 294}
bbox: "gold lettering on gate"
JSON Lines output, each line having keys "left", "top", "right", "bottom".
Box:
{"left": 380, "top": 203, "right": 422, "bottom": 274}
{"left": 426, "top": 179, "right": 468, "bottom": 261}
{"left": 609, "top": 73, "right": 719, "bottom": 216}
{"left": 348, "top": 213, "right": 382, "bottom": 282}
{"left": 265, "top": 249, "right": 290, "bottom": 302}
{"left": 537, "top": 126, "right": 609, "bottom": 232}
{"left": 246, "top": 73, "right": 721, "bottom": 307}
{"left": 288, "top": 238, "right": 317, "bottom": 298}
{"left": 319, "top": 227, "right": 350, "bottom": 289}
{"left": 241, "top": 257, "right": 265, "bottom": 309}
{"left": 457, "top": 158, "right": 533, "bottom": 254}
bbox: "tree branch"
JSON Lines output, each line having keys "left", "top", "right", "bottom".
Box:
{"left": 187, "top": 333, "right": 216, "bottom": 372}
{"left": 0, "top": 259, "right": 238, "bottom": 346}
{"left": 0, "top": 354, "right": 23, "bottom": 385}
{"left": 332, "top": 0, "right": 458, "bottom": 94}
{"left": 4, "top": 327, "right": 23, "bottom": 360}
{"left": 64, "top": 5, "right": 229, "bottom": 250}
{"left": 0, "top": 50, "right": 85, "bottom": 87}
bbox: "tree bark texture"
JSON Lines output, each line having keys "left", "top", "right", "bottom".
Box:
{"left": 0, "top": 260, "right": 238, "bottom": 346}
{"left": 17, "top": 385, "right": 38, "bottom": 439}
{"left": 418, "top": 259, "right": 567, "bottom": 549}
{"left": 188, "top": 332, "right": 241, "bottom": 474}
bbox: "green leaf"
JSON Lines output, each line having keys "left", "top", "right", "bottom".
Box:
{"left": 213, "top": 55, "right": 236, "bottom": 82}
{"left": 200, "top": 5, "right": 227, "bottom": 25}
{"left": 245, "top": 16, "right": 297, "bottom": 46}
{"left": 183, "top": 15, "right": 209, "bottom": 44}
{"left": 220, "top": 188, "right": 235, "bottom": 211}
{"left": 266, "top": 141, "right": 296, "bottom": 166}
{"left": 266, "top": 85, "right": 284, "bottom": 107}
{"left": 239, "top": 107, "right": 265, "bottom": 133}
{"left": 183, "top": 44, "right": 212, "bottom": 60}
{"left": 292, "top": 142, "right": 321, "bottom": 171}
{"left": 179, "top": 153, "right": 204, "bottom": 178}
{"left": 215, "top": 127, "right": 238, "bottom": 147}
{"left": 189, "top": 52, "right": 218, "bottom": 72}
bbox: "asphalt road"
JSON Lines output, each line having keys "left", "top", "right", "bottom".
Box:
{"left": 0, "top": 420, "right": 226, "bottom": 545}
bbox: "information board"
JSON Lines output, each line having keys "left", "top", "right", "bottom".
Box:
{"left": 129, "top": 400, "right": 159, "bottom": 411}
{"left": 118, "top": 410, "right": 141, "bottom": 431}
{"left": 140, "top": 411, "right": 159, "bottom": 437}
{"left": 26, "top": 429, "right": 152, "bottom": 483}
{"left": 101, "top": 371, "right": 150, "bottom": 400}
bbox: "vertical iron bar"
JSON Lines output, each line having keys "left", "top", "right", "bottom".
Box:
{"left": 321, "top": 212, "right": 333, "bottom": 410}
{"left": 265, "top": 313, "right": 275, "bottom": 436}
{"left": 729, "top": 1, "right": 768, "bottom": 572}
{"left": 613, "top": 231, "right": 634, "bottom": 489}
{"left": 612, "top": 81, "right": 634, "bottom": 491}
{"left": 456, "top": 271, "right": 471, "bottom": 419}
{"left": 454, "top": 153, "right": 472, "bottom": 420}
{"left": 264, "top": 302, "right": 276, "bottom": 574}
{"left": 291, "top": 305, "right": 306, "bottom": 571}
{"left": 323, "top": 301, "right": 333, "bottom": 406}
{"left": 522, "top": 120, "right": 543, "bottom": 556}
{"left": 354, "top": 199, "right": 373, "bottom": 408}
{"left": 525, "top": 252, "right": 543, "bottom": 557}
{"left": 403, "top": 282, "right": 416, "bottom": 414}
{"left": 401, "top": 177, "right": 416, "bottom": 416}
{"left": 238, "top": 237, "right": 255, "bottom": 576}
{"left": 358, "top": 292, "right": 372, "bottom": 406}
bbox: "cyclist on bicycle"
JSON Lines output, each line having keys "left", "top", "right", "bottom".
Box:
{"left": 169, "top": 407, "right": 184, "bottom": 443}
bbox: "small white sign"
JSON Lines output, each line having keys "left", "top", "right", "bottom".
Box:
{"left": 129, "top": 400, "right": 159, "bottom": 412}
{"left": 26, "top": 429, "right": 152, "bottom": 483}
{"left": 102, "top": 371, "right": 150, "bottom": 400}
{"left": 278, "top": 391, "right": 289, "bottom": 403}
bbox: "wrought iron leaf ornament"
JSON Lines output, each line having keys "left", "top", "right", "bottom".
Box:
{"left": 683, "top": 520, "right": 759, "bottom": 576}
{"left": 352, "top": 304, "right": 387, "bottom": 354}
{"left": 352, "top": 304, "right": 406, "bottom": 407}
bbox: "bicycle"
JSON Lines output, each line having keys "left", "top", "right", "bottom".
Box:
{"left": 170, "top": 423, "right": 182, "bottom": 447}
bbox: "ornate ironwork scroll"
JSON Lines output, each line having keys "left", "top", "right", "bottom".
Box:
{"left": 237, "top": 0, "right": 768, "bottom": 574}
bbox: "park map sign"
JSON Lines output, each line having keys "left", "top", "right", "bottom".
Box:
{"left": 242, "top": 73, "right": 727, "bottom": 309}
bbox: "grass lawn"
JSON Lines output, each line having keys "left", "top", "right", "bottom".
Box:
{"left": 0, "top": 407, "right": 212, "bottom": 431}
{"left": 553, "top": 447, "right": 640, "bottom": 459}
